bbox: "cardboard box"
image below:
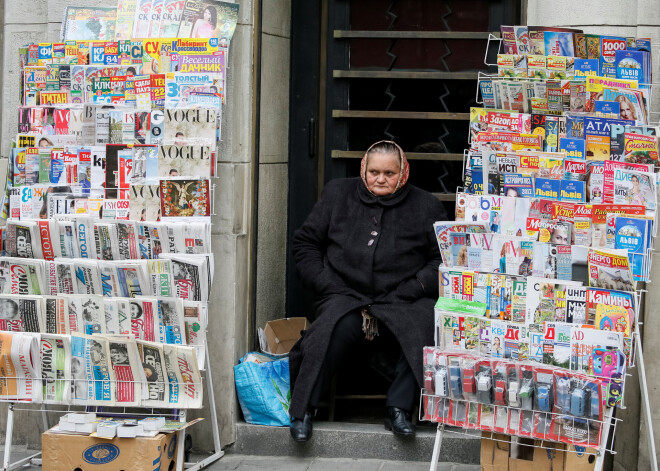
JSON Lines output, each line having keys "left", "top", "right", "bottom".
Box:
{"left": 263, "top": 317, "right": 309, "bottom": 354}
{"left": 481, "top": 434, "right": 565, "bottom": 471}
{"left": 481, "top": 433, "right": 510, "bottom": 471}
{"left": 42, "top": 428, "right": 178, "bottom": 471}
{"left": 564, "top": 445, "right": 597, "bottom": 470}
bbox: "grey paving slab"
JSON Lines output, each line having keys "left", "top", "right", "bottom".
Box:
{"left": 207, "top": 454, "right": 312, "bottom": 470}
{"left": 307, "top": 457, "right": 382, "bottom": 471}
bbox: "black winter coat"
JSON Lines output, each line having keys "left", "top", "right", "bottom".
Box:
{"left": 288, "top": 177, "right": 448, "bottom": 419}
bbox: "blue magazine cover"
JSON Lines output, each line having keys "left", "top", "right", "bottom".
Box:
{"left": 559, "top": 137, "right": 586, "bottom": 159}
{"left": 560, "top": 180, "right": 586, "bottom": 202}
{"left": 543, "top": 31, "right": 575, "bottom": 57}
{"left": 480, "top": 79, "right": 495, "bottom": 108}
{"left": 574, "top": 58, "right": 599, "bottom": 79}
{"left": 614, "top": 216, "right": 652, "bottom": 281}
{"left": 566, "top": 116, "right": 584, "bottom": 139}
{"left": 615, "top": 50, "right": 650, "bottom": 88}
{"left": 595, "top": 101, "right": 620, "bottom": 117}
{"left": 535, "top": 178, "right": 560, "bottom": 200}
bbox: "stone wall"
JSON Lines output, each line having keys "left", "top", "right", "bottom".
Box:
{"left": 0, "top": 0, "right": 291, "bottom": 454}
{"left": 527, "top": 3, "right": 659, "bottom": 470}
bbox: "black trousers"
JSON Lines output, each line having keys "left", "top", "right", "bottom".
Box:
{"left": 307, "top": 310, "right": 418, "bottom": 413}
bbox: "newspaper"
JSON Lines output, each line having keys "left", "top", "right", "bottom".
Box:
{"left": 68, "top": 294, "right": 105, "bottom": 335}
{"left": 72, "top": 259, "right": 103, "bottom": 295}
{"left": 107, "top": 336, "right": 143, "bottom": 406}
{"left": 163, "top": 344, "right": 184, "bottom": 407}
{"left": 168, "top": 222, "right": 212, "bottom": 254}
{"left": 40, "top": 334, "right": 71, "bottom": 404}
{"left": 183, "top": 300, "right": 207, "bottom": 369}
{"left": 74, "top": 217, "right": 98, "bottom": 259}
{"left": 47, "top": 260, "right": 75, "bottom": 295}
{"left": 0, "top": 295, "right": 42, "bottom": 333}
{"left": 5, "top": 220, "right": 42, "bottom": 259}
{"left": 137, "top": 222, "right": 167, "bottom": 259}
{"left": 94, "top": 222, "right": 121, "bottom": 261}
{"left": 0, "top": 258, "right": 45, "bottom": 295}
{"left": 158, "top": 253, "right": 212, "bottom": 302}
{"left": 0, "top": 332, "right": 41, "bottom": 402}
{"left": 116, "top": 221, "right": 140, "bottom": 260}
{"left": 55, "top": 220, "right": 79, "bottom": 258}
{"left": 147, "top": 260, "right": 176, "bottom": 297}
{"left": 130, "top": 297, "right": 158, "bottom": 341}
{"left": 104, "top": 298, "right": 132, "bottom": 335}
{"left": 156, "top": 298, "right": 185, "bottom": 344}
{"left": 174, "top": 345, "right": 202, "bottom": 408}
{"left": 136, "top": 340, "right": 169, "bottom": 407}
{"left": 41, "top": 295, "right": 69, "bottom": 334}
{"left": 70, "top": 333, "right": 115, "bottom": 406}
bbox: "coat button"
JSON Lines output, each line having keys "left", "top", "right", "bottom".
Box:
{"left": 368, "top": 239, "right": 375, "bottom": 246}
{"left": 371, "top": 231, "right": 378, "bottom": 236}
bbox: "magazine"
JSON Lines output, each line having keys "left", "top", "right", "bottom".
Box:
{"left": 163, "top": 108, "right": 217, "bottom": 146}
{"left": 612, "top": 168, "right": 655, "bottom": 211}
{"left": 157, "top": 145, "right": 212, "bottom": 178}
{"left": 40, "top": 334, "right": 71, "bottom": 404}
{"left": 70, "top": 333, "right": 115, "bottom": 406}
{"left": 588, "top": 248, "right": 634, "bottom": 292}
{"left": 159, "top": 179, "right": 211, "bottom": 218}
{"left": 61, "top": 7, "right": 118, "bottom": 41}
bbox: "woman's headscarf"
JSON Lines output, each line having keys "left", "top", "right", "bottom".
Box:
{"left": 360, "top": 140, "right": 410, "bottom": 195}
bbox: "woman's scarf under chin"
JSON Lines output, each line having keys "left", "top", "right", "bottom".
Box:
{"left": 359, "top": 140, "right": 410, "bottom": 196}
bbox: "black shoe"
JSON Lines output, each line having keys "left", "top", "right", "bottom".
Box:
{"left": 384, "top": 407, "right": 415, "bottom": 436}
{"left": 290, "top": 411, "right": 314, "bottom": 442}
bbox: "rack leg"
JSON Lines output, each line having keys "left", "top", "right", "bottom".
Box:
{"left": 204, "top": 341, "right": 222, "bottom": 453}
{"left": 3, "top": 403, "right": 14, "bottom": 471}
{"left": 636, "top": 331, "right": 658, "bottom": 471}
{"left": 429, "top": 423, "right": 444, "bottom": 471}
{"left": 594, "top": 407, "right": 614, "bottom": 471}
{"left": 177, "top": 410, "right": 186, "bottom": 471}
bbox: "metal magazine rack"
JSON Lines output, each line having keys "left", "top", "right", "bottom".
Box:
{"left": 428, "top": 34, "right": 660, "bottom": 471}
{"left": 1, "top": 46, "right": 229, "bottom": 471}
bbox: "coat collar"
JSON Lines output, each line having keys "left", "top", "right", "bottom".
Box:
{"left": 356, "top": 178, "right": 411, "bottom": 207}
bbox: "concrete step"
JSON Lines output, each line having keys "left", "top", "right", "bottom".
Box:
{"left": 207, "top": 454, "right": 481, "bottom": 470}
{"left": 230, "top": 421, "right": 481, "bottom": 464}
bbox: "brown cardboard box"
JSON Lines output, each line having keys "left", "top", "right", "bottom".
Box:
{"left": 42, "top": 428, "right": 178, "bottom": 471}
{"left": 563, "top": 445, "right": 597, "bottom": 470}
{"left": 482, "top": 434, "right": 565, "bottom": 471}
{"left": 509, "top": 440, "right": 565, "bottom": 471}
{"left": 264, "top": 317, "right": 309, "bottom": 354}
{"left": 481, "top": 433, "right": 510, "bottom": 471}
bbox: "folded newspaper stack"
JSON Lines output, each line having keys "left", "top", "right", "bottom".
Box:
{"left": 0, "top": 331, "right": 203, "bottom": 409}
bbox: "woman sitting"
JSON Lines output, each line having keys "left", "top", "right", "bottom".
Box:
{"left": 289, "top": 140, "right": 447, "bottom": 441}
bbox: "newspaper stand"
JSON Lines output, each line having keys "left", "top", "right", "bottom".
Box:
{"left": 1, "top": 28, "right": 227, "bottom": 471}
{"left": 427, "top": 33, "right": 660, "bottom": 471}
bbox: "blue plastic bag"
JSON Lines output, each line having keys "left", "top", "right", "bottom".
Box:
{"left": 234, "top": 352, "right": 291, "bottom": 426}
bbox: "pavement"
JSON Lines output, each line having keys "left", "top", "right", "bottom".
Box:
{"left": 4, "top": 450, "right": 481, "bottom": 470}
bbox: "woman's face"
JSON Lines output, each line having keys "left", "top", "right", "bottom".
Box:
{"left": 365, "top": 152, "right": 400, "bottom": 196}
{"left": 203, "top": 8, "right": 212, "bottom": 21}
{"left": 632, "top": 175, "right": 639, "bottom": 188}
{"left": 110, "top": 348, "right": 128, "bottom": 364}
{"left": 620, "top": 100, "right": 634, "bottom": 120}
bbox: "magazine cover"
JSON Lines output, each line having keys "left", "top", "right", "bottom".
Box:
{"left": 148, "top": 0, "right": 166, "bottom": 38}
{"left": 115, "top": 0, "right": 138, "bottom": 40}
{"left": 133, "top": 0, "right": 154, "bottom": 39}
{"left": 61, "top": 7, "right": 117, "bottom": 41}
{"left": 157, "top": 145, "right": 212, "bottom": 178}
{"left": 159, "top": 179, "right": 211, "bottom": 218}
{"left": 614, "top": 216, "right": 653, "bottom": 281}
{"left": 588, "top": 248, "right": 634, "bottom": 291}
{"left": 569, "top": 326, "right": 625, "bottom": 407}
{"left": 160, "top": 0, "right": 186, "bottom": 37}
{"left": 164, "top": 72, "right": 221, "bottom": 108}
{"left": 178, "top": 0, "right": 240, "bottom": 43}
{"left": 612, "top": 168, "right": 655, "bottom": 211}
{"left": 622, "top": 132, "right": 659, "bottom": 167}
{"left": 601, "top": 88, "right": 647, "bottom": 124}
{"left": 542, "top": 321, "right": 572, "bottom": 368}
{"left": 163, "top": 108, "right": 217, "bottom": 146}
